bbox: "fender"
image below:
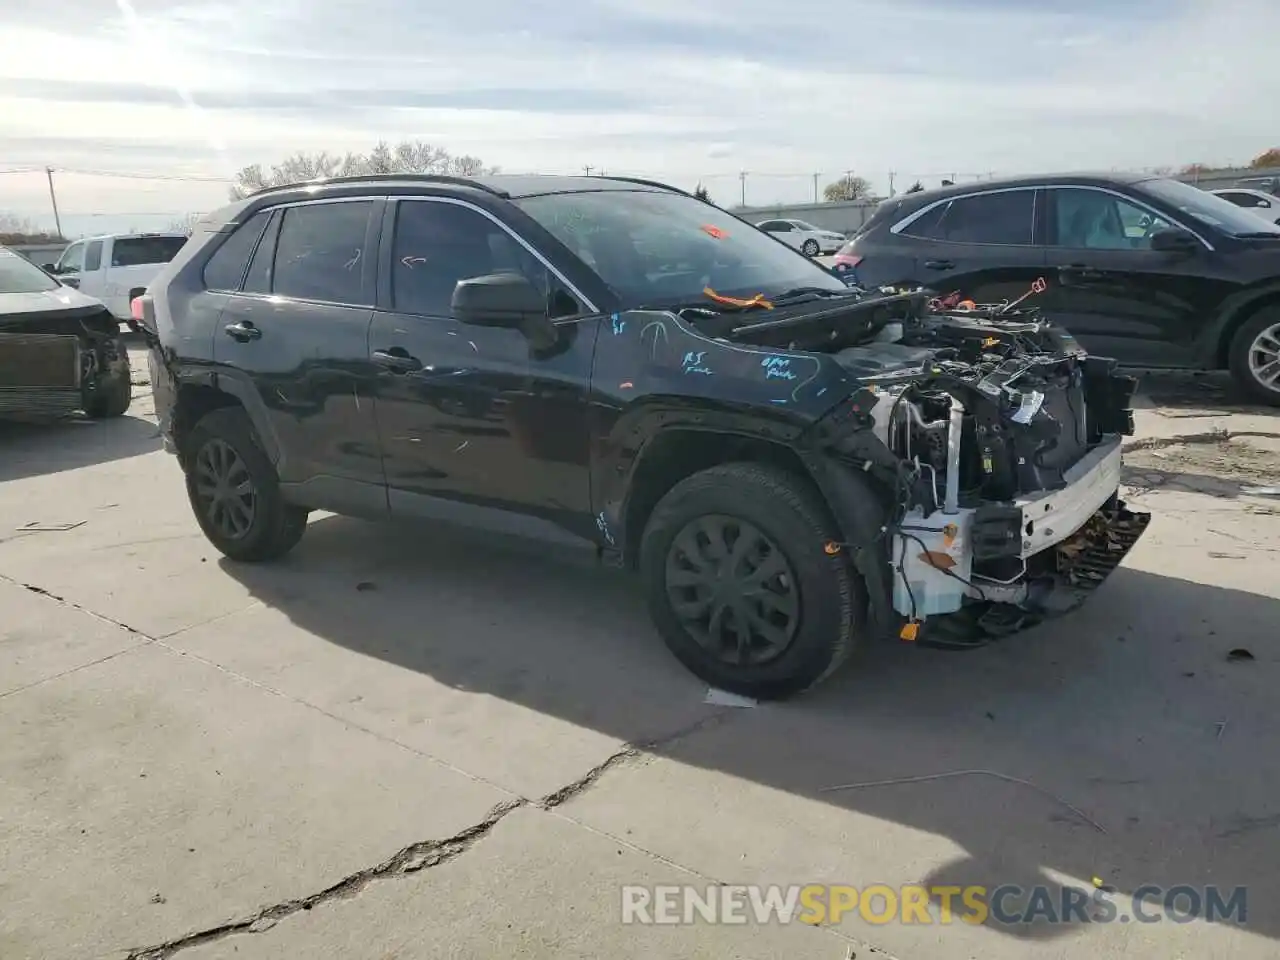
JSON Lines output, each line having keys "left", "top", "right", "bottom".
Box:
{"left": 1191, "top": 280, "right": 1280, "bottom": 367}
{"left": 171, "top": 363, "right": 288, "bottom": 474}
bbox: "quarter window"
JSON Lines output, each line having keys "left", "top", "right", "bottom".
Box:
{"left": 202, "top": 211, "right": 271, "bottom": 291}
{"left": 392, "top": 200, "right": 557, "bottom": 317}
{"left": 1051, "top": 189, "right": 1172, "bottom": 250}
{"left": 270, "top": 201, "right": 373, "bottom": 304}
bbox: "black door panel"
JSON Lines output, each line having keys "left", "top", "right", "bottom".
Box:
{"left": 369, "top": 198, "right": 597, "bottom": 544}
{"left": 212, "top": 198, "right": 386, "bottom": 491}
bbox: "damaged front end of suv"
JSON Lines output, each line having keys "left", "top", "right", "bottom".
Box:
{"left": 798, "top": 291, "right": 1148, "bottom": 647}
{"left": 602, "top": 283, "right": 1149, "bottom": 651}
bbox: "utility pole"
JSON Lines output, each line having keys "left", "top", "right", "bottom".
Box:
{"left": 739, "top": 171, "right": 747, "bottom": 207}
{"left": 583, "top": 165, "right": 594, "bottom": 177}
{"left": 888, "top": 171, "right": 896, "bottom": 197}
{"left": 812, "top": 172, "right": 819, "bottom": 203}
{"left": 45, "top": 166, "right": 63, "bottom": 239}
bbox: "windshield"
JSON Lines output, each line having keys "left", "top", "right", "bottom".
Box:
{"left": 1136, "top": 178, "right": 1280, "bottom": 237}
{"left": 515, "top": 189, "right": 848, "bottom": 309}
{"left": 0, "top": 246, "right": 61, "bottom": 294}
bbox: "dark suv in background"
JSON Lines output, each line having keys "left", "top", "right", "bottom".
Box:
{"left": 833, "top": 173, "right": 1280, "bottom": 404}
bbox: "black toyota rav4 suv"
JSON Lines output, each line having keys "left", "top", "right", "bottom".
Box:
{"left": 138, "top": 174, "right": 1147, "bottom": 699}
{"left": 833, "top": 173, "right": 1280, "bottom": 404}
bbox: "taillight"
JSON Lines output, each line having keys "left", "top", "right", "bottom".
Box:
{"left": 130, "top": 296, "right": 146, "bottom": 321}
{"left": 836, "top": 253, "right": 863, "bottom": 267}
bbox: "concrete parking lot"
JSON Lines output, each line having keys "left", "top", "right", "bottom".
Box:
{"left": 2, "top": 344, "right": 1278, "bottom": 960}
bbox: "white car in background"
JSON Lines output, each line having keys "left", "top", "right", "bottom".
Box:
{"left": 43, "top": 232, "right": 189, "bottom": 324}
{"left": 1211, "top": 188, "right": 1280, "bottom": 226}
{"left": 755, "top": 219, "right": 847, "bottom": 257}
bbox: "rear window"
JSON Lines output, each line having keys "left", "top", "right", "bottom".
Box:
{"left": 110, "top": 236, "right": 187, "bottom": 268}
{"left": 202, "top": 212, "right": 272, "bottom": 291}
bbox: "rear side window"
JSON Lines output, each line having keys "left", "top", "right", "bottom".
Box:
{"left": 903, "top": 190, "right": 1035, "bottom": 245}
{"left": 270, "top": 201, "right": 373, "bottom": 304}
{"left": 84, "top": 240, "right": 103, "bottom": 272}
{"left": 111, "top": 236, "right": 187, "bottom": 268}
{"left": 202, "top": 212, "right": 271, "bottom": 291}
{"left": 243, "top": 211, "right": 281, "bottom": 295}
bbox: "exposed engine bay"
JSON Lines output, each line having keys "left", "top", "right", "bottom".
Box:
{"left": 684, "top": 285, "right": 1148, "bottom": 647}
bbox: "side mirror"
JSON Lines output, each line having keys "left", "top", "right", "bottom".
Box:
{"left": 452, "top": 273, "right": 548, "bottom": 328}
{"left": 1149, "top": 227, "right": 1198, "bottom": 254}
{"left": 42, "top": 263, "right": 58, "bottom": 273}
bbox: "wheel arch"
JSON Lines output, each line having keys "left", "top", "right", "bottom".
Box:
{"left": 1210, "top": 287, "right": 1280, "bottom": 368}
{"left": 171, "top": 370, "right": 282, "bottom": 470}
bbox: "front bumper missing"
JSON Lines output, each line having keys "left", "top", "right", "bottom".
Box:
{"left": 914, "top": 502, "right": 1151, "bottom": 648}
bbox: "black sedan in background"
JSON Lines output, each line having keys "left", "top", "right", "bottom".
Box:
{"left": 833, "top": 173, "right": 1280, "bottom": 404}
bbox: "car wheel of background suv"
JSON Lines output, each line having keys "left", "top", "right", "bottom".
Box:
{"left": 1228, "top": 305, "right": 1280, "bottom": 407}
{"left": 801, "top": 239, "right": 820, "bottom": 257}
{"left": 182, "top": 407, "right": 310, "bottom": 562}
{"left": 84, "top": 368, "right": 132, "bottom": 419}
{"left": 639, "top": 462, "right": 861, "bottom": 700}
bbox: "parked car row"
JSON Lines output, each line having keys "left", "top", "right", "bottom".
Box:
{"left": 831, "top": 173, "right": 1280, "bottom": 404}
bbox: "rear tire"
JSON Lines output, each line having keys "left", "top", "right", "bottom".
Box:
{"left": 639, "top": 462, "right": 860, "bottom": 700}
{"left": 182, "top": 407, "right": 309, "bottom": 562}
{"left": 801, "top": 239, "right": 820, "bottom": 257}
{"left": 1227, "top": 306, "right": 1280, "bottom": 407}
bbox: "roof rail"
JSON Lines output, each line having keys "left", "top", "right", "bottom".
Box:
{"left": 249, "top": 173, "right": 510, "bottom": 199}
{"left": 590, "top": 175, "right": 691, "bottom": 197}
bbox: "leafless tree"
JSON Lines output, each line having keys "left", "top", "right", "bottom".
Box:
{"left": 229, "top": 140, "right": 500, "bottom": 199}
{"left": 0, "top": 213, "right": 64, "bottom": 244}
{"left": 823, "top": 174, "right": 872, "bottom": 203}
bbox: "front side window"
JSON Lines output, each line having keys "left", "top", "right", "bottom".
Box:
{"left": 0, "top": 246, "right": 61, "bottom": 293}
{"left": 392, "top": 200, "right": 556, "bottom": 317}
{"left": 56, "top": 241, "right": 85, "bottom": 273}
{"left": 515, "top": 189, "right": 848, "bottom": 310}
{"left": 270, "top": 201, "right": 372, "bottom": 304}
{"left": 1051, "top": 189, "right": 1172, "bottom": 250}
{"left": 84, "top": 240, "right": 103, "bottom": 272}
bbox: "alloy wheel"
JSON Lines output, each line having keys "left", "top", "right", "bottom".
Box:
{"left": 1247, "top": 322, "right": 1280, "bottom": 393}
{"left": 664, "top": 514, "right": 801, "bottom": 666}
{"left": 192, "top": 438, "right": 257, "bottom": 540}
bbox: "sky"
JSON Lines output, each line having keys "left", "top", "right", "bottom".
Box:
{"left": 1, "top": 0, "right": 1277, "bottom": 237}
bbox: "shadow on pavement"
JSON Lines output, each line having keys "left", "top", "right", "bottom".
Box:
{"left": 221, "top": 513, "right": 1280, "bottom": 945}
{"left": 1131, "top": 369, "right": 1280, "bottom": 417}
{"left": 0, "top": 413, "right": 161, "bottom": 482}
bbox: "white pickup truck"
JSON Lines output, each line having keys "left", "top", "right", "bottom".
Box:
{"left": 43, "top": 232, "right": 188, "bottom": 324}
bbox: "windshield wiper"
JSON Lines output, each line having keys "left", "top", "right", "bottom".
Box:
{"left": 1233, "top": 231, "right": 1280, "bottom": 239}
{"left": 769, "top": 286, "right": 856, "bottom": 306}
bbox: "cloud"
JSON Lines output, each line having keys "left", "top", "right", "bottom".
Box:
{"left": 1, "top": 0, "right": 1278, "bottom": 234}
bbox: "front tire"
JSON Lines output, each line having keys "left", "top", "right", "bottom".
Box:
{"left": 182, "top": 407, "right": 309, "bottom": 562}
{"left": 639, "top": 462, "right": 860, "bottom": 700}
{"left": 84, "top": 370, "right": 132, "bottom": 418}
{"left": 1228, "top": 306, "right": 1280, "bottom": 407}
{"left": 801, "top": 239, "right": 820, "bottom": 257}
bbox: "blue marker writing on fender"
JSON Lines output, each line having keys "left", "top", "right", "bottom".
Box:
{"left": 761, "top": 356, "right": 796, "bottom": 380}
{"left": 611, "top": 314, "right": 626, "bottom": 335}
{"left": 682, "top": 351, "right": 713, "bottom": 375}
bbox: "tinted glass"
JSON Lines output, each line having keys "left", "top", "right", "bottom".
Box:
{"left": 1136, "top": 178, "right": 1280, "bottom": 236}
{"left": 938, "top": 191, "right": 1035, "bottom": 244}
{"left": 271, "top": 201, "right": 372, "bottom": 304}
{"left": 1051, "top": 189, "right": 1173, "bottom": 250}
{"left": 899, "top": 204, "right": 948, "bottom": 240}
{"left": 111, "top": 236, "right": 187, "bottom": 267}
{"left": 393, "top": 200, "right": 554, "bottom": 317}
{"left": 515, "top": 189, "right": 847, "bottom": 309}
{"left": 203, "top": 212, "right": 271, "bottom": 291}
{"left": 243, "top": 212, "right": 281, "bottom": 294}
{"left": 84, "top": 240, "right": 103, "bottom": 272}
{"left": 0, "top": 246, "right": 60, "bottom": 293}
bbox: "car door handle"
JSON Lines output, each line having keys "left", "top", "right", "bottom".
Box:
{"left": 372, "top": 348, "right": 423, "bottom": 373}
{"left": 923, "top": 259, "right": 955, "bottom": 270}
{"left": 223, "top": 320, "right": 262, "bottom": 342}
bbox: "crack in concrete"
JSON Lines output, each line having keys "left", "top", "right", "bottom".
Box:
{"left": 121, "top": 713, "right": 732, "bottom": 958}
{"left": 1123, "top": 428, "right": 1280, "bottom": 452}
{"left": 1, "top": 574, "right": 150, "bottom": 639}
{"left": 123, "top": 798, "right": 526, "bottom": 960}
